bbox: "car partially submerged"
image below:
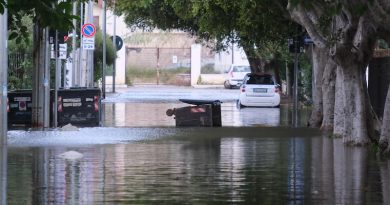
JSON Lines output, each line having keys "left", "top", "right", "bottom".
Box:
{"left": 238, "top": 73, "right": 281, "bottom": 107}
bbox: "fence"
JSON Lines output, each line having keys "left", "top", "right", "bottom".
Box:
{"left": 8, "top": 52, "right": 33, "bottom": 89}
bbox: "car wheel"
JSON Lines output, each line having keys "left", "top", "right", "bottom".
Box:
{"left": 237, "top": 100, "right": 244, "bottom": 109}
{"left": 224, "top": 81, "right": 231, "bottom": 89}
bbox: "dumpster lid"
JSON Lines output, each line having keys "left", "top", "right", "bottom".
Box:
{"left": 179, "top": 99, "right": 222, "bottom": 105}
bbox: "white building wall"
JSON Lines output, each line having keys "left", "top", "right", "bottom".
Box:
{"left": 214, "top": 43, "right": 249, "bottom": 72}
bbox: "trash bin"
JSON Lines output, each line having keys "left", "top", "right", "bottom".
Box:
{"left": 7, "top": 90, "right": 33, "bottom": 128}
{"left": 7, "top": 87, "right": 101, "bottom": 129}
{"left": 166, "top": 99, "right": 222, "bottom": 127}
{"left": 55, "top": 87, "right": 101, "bottom": 127}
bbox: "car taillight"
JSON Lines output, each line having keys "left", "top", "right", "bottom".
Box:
{"left": 6, "top": 97, "right": 9, "bottom": 112}
{"left": 58, "top": 96, "right": 63, "bottom": 112}
{"left": 94, "top": 95, "right": 99, "bottom": 112}
{"left": 241, "top": 85, "right": 246, "bottom": 92}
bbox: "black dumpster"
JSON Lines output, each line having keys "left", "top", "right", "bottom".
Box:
{"left": 55, "top": 87, "right": 101, "bottom": 127}
{"left": 7, "top": 87, "right": 101, "bottom": 128}
{"left": 166, "top": 99, "right": 222, "bottom": 127}
{"left": 7, "top": 90, "right": 33, "bottom": 128}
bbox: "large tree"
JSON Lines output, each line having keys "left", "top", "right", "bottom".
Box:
{"left": 288, "top": 1, "right": 390, "bottom": 146}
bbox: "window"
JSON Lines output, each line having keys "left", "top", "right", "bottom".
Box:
{"left": 233, "top": 66, "right": 251, "bottom": 72}
{"left": 246, "top": 75, "right": 274, "bottom": 85}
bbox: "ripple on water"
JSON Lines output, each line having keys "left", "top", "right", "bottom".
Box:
{"left": 7, "top": 127, "right": 177, "bottom": 147}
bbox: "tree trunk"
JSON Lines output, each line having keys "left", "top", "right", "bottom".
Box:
{"left": 32, "top": 25, "right": 50, "bottom": 129}
{"left": 308, "top": 46, "right": 325, "bottom": 127}
{"left": 333, "top": 66, "right": 344, "bottom": 136}
{"left": 264, "top": 59, "right": 282, "bottom": 85}
{"left": 241, "top": 45, "right": 264, "bottom": 72}
{"left": 321, "top": 58, "right": 336, "bottom": 130}
{"left": 341, "top": 63, "right": 370, "bottom": 145}
{"left": 379, "top": 85, "right": 390, "bottom": 154}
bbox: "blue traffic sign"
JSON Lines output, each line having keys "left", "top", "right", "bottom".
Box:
{"left": 81, "top": 23, "right": 96, "bottom": 38}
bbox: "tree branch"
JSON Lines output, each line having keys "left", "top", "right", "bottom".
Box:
{"left": 287, "top": 1, "right": 327, "bottom": 48}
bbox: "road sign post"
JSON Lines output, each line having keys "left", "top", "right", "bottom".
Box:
{"left": 81, "top": 23, "right": 96, "bottom": 50}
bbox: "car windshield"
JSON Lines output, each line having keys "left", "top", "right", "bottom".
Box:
{"left": 232, "top": 66, "right": 251, "bottom": 72}
{"left": 245, "top": 75, "right": 274, "bottom": 85}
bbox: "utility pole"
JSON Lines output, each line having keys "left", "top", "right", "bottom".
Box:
{"left": 88, "top": 0, "right": 94, "bottom": 87}
{"left": 293, "top": 37, "right": 299, "bottom": 128}
{"left": 0, "top": 5, "right": 8, "bottom": 205}
{"left": 102, "top": 0, "right": 107, "bottom": 98}
{"left": 79, "top": 3, "right": 84, "bottom": 86}
{"left": 54, "top": 30, "right": 59, "bottom": 127}
{"left": 72, "top": 0, "right": 77, "bottom": 87}
{"left": 0, "top": 2, "right": 8, "bottom": 144}
{"left": 112, "top": 0, "right": 117, "bottom": 92}
{"left": 156, "top": 47, "right": 160, "bottom": 85}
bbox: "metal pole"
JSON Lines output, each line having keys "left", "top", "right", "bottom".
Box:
{"left": 72, "top": 1, "right": 77, "bottom": 87}
{"left": 0, "top": 1, "right": 8, "bottom": 144}
{"left": 231, "top": 42, "right": 234, "bottom": 65}
{"left": 112, "top": 0, "right": 117, "bottom": 92}
{"left": 85, "top": 0, "right": 93, "bottom": 87}
{"left": 286, "top": 61, "right": 290, "bottom": 97}
{"left": 293, "top": 44, "right": 299, "bottom": 127}
{"left": 44, "top": 28, "right": 50, "bottom": 128}
{"left": 156, "top": 47, "right": 160, "bottom": 85}
{"left": 0, "top": 5, "right": 8, "bottom": 205}
{"left": 54, "top": 30, "right": 59, "bottom": 128}
{"left": 102, "top": 0, "right": 106, "bottom": 98}
{"left": 79, "top": 3, "right": 84, "bottom": 87}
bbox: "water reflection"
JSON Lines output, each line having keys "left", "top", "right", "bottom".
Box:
{"left": 103, "top": 102, "right": 311, "bottom": 127}
{"left": 0, "top": 143, "right": 6, "bottom": 205}
{"left": 6, "top": 128, "right": 390, "bottom": 204}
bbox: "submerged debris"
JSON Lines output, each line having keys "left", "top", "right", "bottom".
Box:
{"left": 60, "top": 123, "right": 79, "bottom": 131}
{"left": 58, "top": 150, "right": 84, "bottom": 160}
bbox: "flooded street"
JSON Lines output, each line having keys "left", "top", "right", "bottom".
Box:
{"left": 3, "top": 86, "right": 390, "bottom": 204}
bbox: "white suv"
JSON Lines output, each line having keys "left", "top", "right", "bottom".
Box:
{"left": 224, "top": 65, "right": 251, "bottom": 89}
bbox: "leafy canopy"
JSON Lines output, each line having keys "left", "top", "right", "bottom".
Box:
{"left": 116, "top": 0, "right": 300, "bottom": 63}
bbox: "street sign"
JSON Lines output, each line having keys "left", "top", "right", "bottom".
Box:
{"left": 304, "top": 35, "right": 313, "bottom": 44}
{"left": 81, "top": 23, "right": 96, "bottom": 38}
{"left": 82, "top": 37, "right": 95, "bottom": 50}
{"left": 83, "top": 43, "right": 95, "bottom": 50}
{"left": 110, "top": 35, "right": 124, "bottom": 51}
{"left": 51, "top": 44, "right": 67, "bottom": 59}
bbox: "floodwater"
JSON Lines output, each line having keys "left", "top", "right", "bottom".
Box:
{"left": 2, "top": 86, "right": 390, "bottom": 204}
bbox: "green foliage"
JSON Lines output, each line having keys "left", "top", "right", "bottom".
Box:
{"left": 8, "top": 15, "right": 34, "bottom": 90}
{"left": 115, "top": 0, "right": 300, "bottom": 69}
{"left": 298, "top": 54, "right": 312, "bottom": 103}
{"left": 6, "top": 0, "right": 82, "bottom": 43}
{"left": 94, "top": 29, "right": 117, "bottom": 82}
